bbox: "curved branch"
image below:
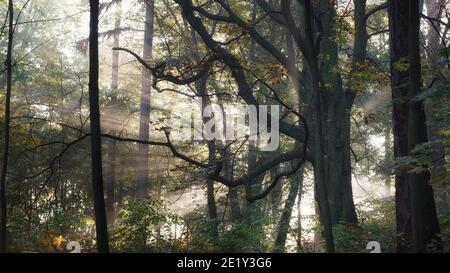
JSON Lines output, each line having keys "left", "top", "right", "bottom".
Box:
{"left": 246, "top": 114, "right": 309, "bottom": 202}
{"left": 112, "top": 47, "right": 216, "bottom": 85}
{"left": 174, "top": 0, "right": 306, "bottom": 142}
{"left": 365, "top": 2, "right": 389, "bottom": 19}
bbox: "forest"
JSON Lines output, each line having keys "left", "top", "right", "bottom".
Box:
{"left": 0, "top": 0, "right": 449, "bottom": 254}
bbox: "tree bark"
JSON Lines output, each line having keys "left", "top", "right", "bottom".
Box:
{"left": 270, "top": 164, "right": 282, "bottom": 222}
{"left": 272, "top": 164, "right": 304, "bottom": 253}
{"left": 187, "top": 20, "right": 220, "bottom": 239}
{"left": 227, "top": 188, "right": 242, "bottom": 221}
{"left": 198, "top": 74, "right": 219, "bottom": 240}
{"left": 206, "top": 158, "right": 219, "bottom": 239}
{"left": 105, "top": 0, "right": 122, "bottom": 226}
{"left": 384, "top": 126, "right": 392, "bottom": 196}
{"left": 296, "top": 174, "right": 303, "bottom": 252}
{"left": 116, "top": 157, "right": 126, "bottom": 211}
{"left": 389, "top": 0, "right": 441, "bottom": 252}
{"left": 407, "top": 0, "right": 441, "bottom": 252}
{"left": 206, "top": 146, "right": 219, "bottom": 239}
{"left": 424, "top": 0, "right": 448, "bottom": 187}
{"left": 297, "top": 0, "right": 358, "bottom": 226}
{"left": 136, "top": 0, "right": 154, "bottom": 200}
{"left": 0, "top": 0, "right": 14, "bottom": 253}
{"left": 106, "top": 140, "right": 116, "bottom": 226}
{"left": 389, "top": 0, "right": 413, "bottom": 252}
{"left": 300, "top": 0, "right": 335, "bottom": 252}
{"left": 89, "top": 0, "right": 109, "bottom": 253}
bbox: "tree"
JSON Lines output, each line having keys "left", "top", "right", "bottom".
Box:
{"left": 272, "top": 164, "right": 304, "bottom": 253}
{"left": 389, "top": 0, "right": 441, "bottom": 252}
{"left": 105, "top": 0, "right": 122, "bottom": 227}
{"left": 0, "top": 0, "right": 14, "bottom": 253}
{"left": 407, "top": 0, "right": 441, "bottom": 252}
{"left": 389, "top": 0, "right": 413, "bottom": 252}
{"left": 423, "top": 0, "right": 449, "bottom": 207}
{"left": 89, "top": 0, "right": 109, "bottom": 253}
{"left": 136, "top": 0, "right": 155, "bottom": 200}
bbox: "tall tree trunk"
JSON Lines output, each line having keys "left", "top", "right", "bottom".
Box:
{"left": 188, "top": 21, "right": 220, "bottom": 240}
{"left": 282, "top": 0, "right": 336, "bottom": 252}
{"left": 272, "top": 164, "right": 304, "bottom": 253}
{"left": 389, "top": 0, "right": 413, "bottom": 252}
{"left": 136, "top": 0, "right": 154, "bottom": 200}
{"left": 106, "top": 0, "right": 122, "bottom": 226}
{"left": 300, "top": 0, "right": 335, "bottom": 252}
{"left": 281, "top": 0, "right": 335, "bottom": 252}
{"left": 297, "top": 0, "right": 358, "bottom": 226}
{"left": 407, "top": 0, "right": 441, "bottom": 252}
{"left": 198, "top": 74, "right": 219, "bottom": 240}
{"left": 0, "top": 0, "right": 14, "bottom": 253}
{"left": 89, "top": 0, "right": 109, "bottom": 253}
{"left": 425, "top": 0, "right": 446, "bottom": 64}
{"left": 242, "top": 4, "right": 266, "bottom": 245}
{"left": 389, "top": 0, "right": 441, "bottom": 252}
{"left": 325, "top": 0, "right": 363, "bottom": 224}
{"left": 424, "top": 0, "right": 448, "bottom": 190}
{"left": 220, "top": 101, "right": 242, "bottom": 222}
